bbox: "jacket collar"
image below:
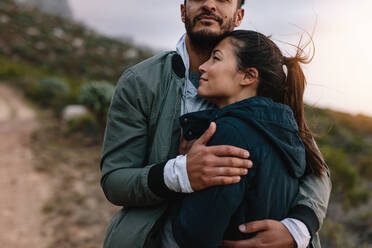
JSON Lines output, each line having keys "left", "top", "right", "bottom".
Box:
{"left": 172, "top": 54, "right": 186, "bottom": 78}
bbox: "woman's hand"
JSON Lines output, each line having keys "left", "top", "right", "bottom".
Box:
{"left": 186, "top": 122, "right": 253, "bottom": 191}
{"left": 220, "top": 220, "right": 296, "bottom": 248}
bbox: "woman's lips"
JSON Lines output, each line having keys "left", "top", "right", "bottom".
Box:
{"left": 199, "top": 77, "right": 208, "bottom": 84}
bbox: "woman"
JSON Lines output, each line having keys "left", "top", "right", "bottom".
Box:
{"left": 168, "top": 30, "right": 325, "bottom": 248}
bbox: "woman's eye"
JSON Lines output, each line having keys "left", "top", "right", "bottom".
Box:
{"left": 213, "top": 56, "right": 220, "bottom": 61}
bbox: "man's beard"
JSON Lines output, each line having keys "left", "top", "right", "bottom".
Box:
{"left": 185, "top": 10, "right": 235, "bottom": 52}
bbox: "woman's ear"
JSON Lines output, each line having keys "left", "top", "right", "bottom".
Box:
{"left": 241, "top": 68, "right": 259, "bottom": 86}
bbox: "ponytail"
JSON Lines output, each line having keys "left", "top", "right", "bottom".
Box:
{"left": 226, "top": 30, "right": 326, "bottom": 177}
{"left": 283, "top": 53, "right": 325, "bottom": 177}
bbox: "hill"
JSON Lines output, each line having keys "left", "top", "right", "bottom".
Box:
{"left": 14, "top": 0, "right": 73, "bottom": 19}
{"left": 305, "top": 106, "right": 372, "bottom": 247}
{"left": 0, "top": 0, "right": 152, "bottom": 82}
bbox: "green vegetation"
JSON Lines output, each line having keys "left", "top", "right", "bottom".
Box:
{"left": 0, "top": 55, "right": 46, "bottom": 79}
{"left": 305, "top": 106, "right": 372, "bottom": 246}
{"left": 26, "top": 77, "right": 71, "bottom": 114}
{"left": 320, "top": 220, "right": 356, "bottom": 248}
{"left": 0, "top": 0, "right": 152, "bottom": 81}
{"left": 0, "top": 0, "right": 153, "bottom": 127}
{"left": 78, "top": 81, "right": 115, "bottom": 127}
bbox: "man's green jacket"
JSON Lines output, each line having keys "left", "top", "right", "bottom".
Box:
{"left": 100, "top": 51, "right": 332, "bottom": 248}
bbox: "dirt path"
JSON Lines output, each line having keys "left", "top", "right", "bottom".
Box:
{"left": 0, "top": 84, "right": 51, "bottom": 248}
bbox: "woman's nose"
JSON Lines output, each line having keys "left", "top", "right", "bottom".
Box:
{"left": 199, "top": 62, "right": 207, "bottom": 74}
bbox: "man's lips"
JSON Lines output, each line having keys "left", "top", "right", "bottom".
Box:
{"left": 195, "top": 14, "right": 221, "bottom": 24}
{"left": 199, "top": 16, "right": 217, "bottom": 22}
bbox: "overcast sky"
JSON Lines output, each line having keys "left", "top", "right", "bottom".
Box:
{"left": 69, "top": 0, "right": 372, "bottom": 116}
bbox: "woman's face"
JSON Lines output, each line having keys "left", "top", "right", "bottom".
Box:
{"left": 198, "top": 37, "right": 247, "bottom": 108}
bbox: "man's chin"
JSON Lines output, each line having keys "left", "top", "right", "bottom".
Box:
{"left": 188, "top": 29, "right": 223, "bottom": 51}
{"left": 192, "top": 25, "right": 221, "bottom": 37}
{"left": 190, "top": 28, "right": 223, "bottom": 40}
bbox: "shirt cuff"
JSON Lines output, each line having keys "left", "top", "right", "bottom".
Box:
{"left": 281, "top": 218, "right": 311, "bottom": 248}
{"left": 148, "top": 162, "right": 183, "bottom": 199}
{"left": 164, "top": 155, "right": 194, "bottom": 193}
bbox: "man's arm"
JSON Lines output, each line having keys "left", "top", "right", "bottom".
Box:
{"left": 100, "top": 69, "right": 165, "bottom": 207}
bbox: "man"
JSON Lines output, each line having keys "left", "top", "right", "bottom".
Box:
{"left": 100, "top": 0, "right": 331, "bottom": 247}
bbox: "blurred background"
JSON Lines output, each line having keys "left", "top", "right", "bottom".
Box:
{"left": 0, "top": 0, "right": 371, "bottom": 247}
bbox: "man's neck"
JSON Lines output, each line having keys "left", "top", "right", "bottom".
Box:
{"left": 185, "top": 35, "right": 212, "bottom": 73}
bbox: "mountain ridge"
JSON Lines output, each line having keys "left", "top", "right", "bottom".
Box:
{"left": 15, "top": 0, "right": 73, "bottom": 19}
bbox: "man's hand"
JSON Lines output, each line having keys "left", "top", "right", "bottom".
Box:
{"left": 221, "top": 220, "right": 296, "bottom": 248}
{"left": 186, "top": 122, "right": 253, "bottom": 191}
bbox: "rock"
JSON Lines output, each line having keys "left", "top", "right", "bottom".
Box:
{"left": 0, "top": 14, "right": 10, "bottom": 24}
{"left": 62, "top": 105, "right": 89, "bottom": 122}
{"left": 72, "top": 38, "right": 84, "bottom": 48}
{"left": 52, "top": 28, "right": 65, "bottom": 39}
{"left": 26, "top": 27, "right": 40, "bottom": 36}
{"left": 123, "top": 48, "right": 138, "bottom": 59}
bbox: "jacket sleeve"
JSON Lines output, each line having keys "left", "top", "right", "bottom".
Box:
{"left": 288, "top": 167, "right": 331, "bottom": 238}
{"left": 173, "top": 121, "right": 251, "bottom": 248}
{"left": 100, "top": 69, "right": 165, "bottom": 207}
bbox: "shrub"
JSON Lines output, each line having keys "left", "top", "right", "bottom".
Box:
{"left": 26, "top": 77, "right": 70, "bottom": 114}
{"left": 344, "top": 189, "right": 370, "bottom": 210}
{"left": 0, "top": 63, "right": 24, "bottom": 79}
{"left": 78, "top": 81, "right": 114, "bottom": 127}
{"left": 359, "top": 156, "right": 372, "bottom": 180}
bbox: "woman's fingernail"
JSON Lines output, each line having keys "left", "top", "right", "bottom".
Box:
{"left": 239, "top": 225, "right": 246, "bottom": 232}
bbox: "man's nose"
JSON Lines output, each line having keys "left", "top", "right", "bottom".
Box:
{"left": 202, "top": 0, "right": 216, "bottom": 12}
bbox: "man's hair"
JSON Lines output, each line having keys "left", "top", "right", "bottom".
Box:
{"left": 184, "top": 0, "right": 245, "bottom": 8}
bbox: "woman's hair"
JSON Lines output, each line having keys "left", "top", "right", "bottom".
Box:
{"left": 224, "top": 30, "right": 325, "bottom": 177}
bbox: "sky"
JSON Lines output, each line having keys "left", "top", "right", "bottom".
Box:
{"left": 69, "top": 0, "right": 372, "bottom": 117}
